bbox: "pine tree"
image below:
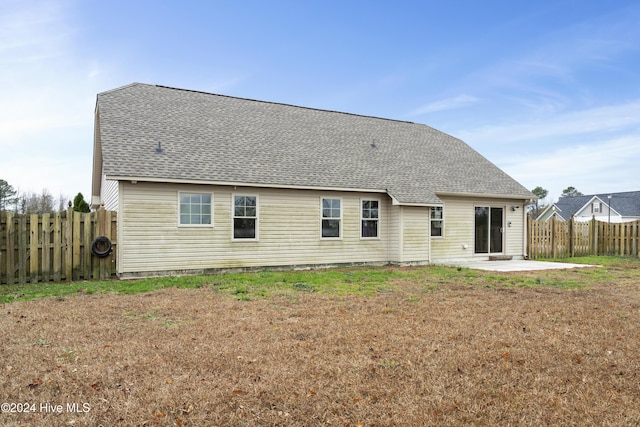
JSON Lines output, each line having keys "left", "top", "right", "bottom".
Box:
{"left": 73, "top": 192, "right": 91, "bottom": 213}
{"left": 0, "top": 179, "right": 18, "bottom": 212}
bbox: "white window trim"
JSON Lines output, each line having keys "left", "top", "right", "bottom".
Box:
{"left": 360, "top": 198, "right": 381, "bottom": 240}
{"left": 430, "top": 206, "right": 444, "bottom": 239}
{"left": 232, "top": 193, "right": 259, "bottom": 241}
{"left": 320, "top": 196, "right": 343, "bottom": 240}
{"left": 177, "top": 191, "right": 214, "bottom": 227}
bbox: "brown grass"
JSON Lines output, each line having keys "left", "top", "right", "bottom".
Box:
{"left": 1, "top": 266, "right": 639, "bottom": 426}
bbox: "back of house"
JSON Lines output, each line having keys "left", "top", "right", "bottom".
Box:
{"left": 92, "top": 83, "right": 533, "bottom": 278}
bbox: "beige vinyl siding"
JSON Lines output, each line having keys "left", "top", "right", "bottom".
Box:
{"left": 387, "top": 205, "right": 402, "bottom": 262}
{"left": 399, "top": 206, "right": 430, "bottom": 263}
{"left": 118, "top": 182, "right": 390, "bottom": 275}
{"left": 100, "top": 176, "right": 119, "bottom": 211}
{"left": 430, "top": 196, "right": 526, "bottom": 261}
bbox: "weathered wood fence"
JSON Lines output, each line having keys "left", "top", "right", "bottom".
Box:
{"left": 0, "top": 208, "right": 117, "bottom": 284}
{"left": 528, "top": 216, "right": 640, "bottom": 259}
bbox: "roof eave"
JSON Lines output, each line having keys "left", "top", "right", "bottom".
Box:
{"left": 105, "top": 175, "right": 389, "bottom": 196}
{"left": 436, "top": 191, "right": 534, "bottom": 201}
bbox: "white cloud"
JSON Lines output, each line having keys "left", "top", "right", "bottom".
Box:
{"left": 409, "top": 94, "right": 479, "bottom": 116}
{"left": 500, "top": 136, "right": 640, "bottom": 201}
{"left": 458, "top": 99, "right": 640, "bottom": 145}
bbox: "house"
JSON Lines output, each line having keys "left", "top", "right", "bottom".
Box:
{"left": 536, "top": 191, "right": 640, "bottom": 223}
{"left": 91, "top": 83, "right": 534, "bottom": 278}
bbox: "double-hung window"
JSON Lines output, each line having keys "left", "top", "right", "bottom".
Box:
{"left": 321, "top": 198, "right": 341, "bottom": 238}
{"left": 430, "top": 206, "right": 443, "bottom": 237}
{"left": 233, "top": 195, "right": 257, "bottom": 239}
{"left": 361, "top": 200, "right": 379, "bottom": 238}
{"left": 179, "top": 192, "right": 212, "bottom": 225}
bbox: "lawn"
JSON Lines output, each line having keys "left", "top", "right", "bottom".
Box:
{"left": 1, "top": 257, "right": 639, "bottom": 426}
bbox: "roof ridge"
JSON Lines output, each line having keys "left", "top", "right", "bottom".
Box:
{"left": 152, "top": 84, "right": 419, "bottom": 126}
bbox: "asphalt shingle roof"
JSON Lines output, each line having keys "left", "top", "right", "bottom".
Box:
{"left": 96, "top": 83, "right": 533, "bottom": 205}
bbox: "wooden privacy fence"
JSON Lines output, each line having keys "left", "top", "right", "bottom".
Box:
{"left": 0, "top": 208, "right": 117, "bottom": 284}
{"left": 528, "top": 216, "right": 640, "bottom": 259}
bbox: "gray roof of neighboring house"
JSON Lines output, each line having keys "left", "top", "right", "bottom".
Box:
{"left": 94, "top": 83, "right": 534, "bottom": 205}
{"left": 550, "top": 191, "right": 640, "bottom": 220}
{"left": 545, "top": 196, "right": 591, "bottom": 220}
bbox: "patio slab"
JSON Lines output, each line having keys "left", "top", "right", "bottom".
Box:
{"left": 440, "top": 260, "right": 598, "bottom": 272}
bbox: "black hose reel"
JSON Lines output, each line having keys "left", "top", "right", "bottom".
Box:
{"left": 91, "top": 236, "right": 113, "bottom": 258}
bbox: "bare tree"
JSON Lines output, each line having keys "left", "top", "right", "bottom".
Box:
{"left": 16, "top": 189, "right": 67, "bottom": 214}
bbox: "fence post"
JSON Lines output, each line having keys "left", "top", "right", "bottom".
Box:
{"left": 65, "top": 206, "right": 73, "bottom": 281}
{"left": 570, "top": 216, "right": 575, "bottom": 258}
{"left": 18, "top": 216, "right": 26, "bottom": 283}
{"left": 5, "top": 213, "right": 15, "bottom": 284}
{"left": 53, "top": 212, "right": 62, "bottom": 282}
{"left": 551, "top": 215, "right": 556, "bottom": 258}
{"left": 589, "top": 216, "right": 595, "bottom": 256}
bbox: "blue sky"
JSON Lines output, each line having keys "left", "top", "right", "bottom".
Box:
{"left": 2, "top": 0, "right": 639, "bottom": 205}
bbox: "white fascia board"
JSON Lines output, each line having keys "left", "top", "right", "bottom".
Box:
{"left": 536, "top": 204, "right": 556, "bottom": 220}
{"left": 106, "top": 175, "right": 388, "bottom": 195}
{"left": 436, "top": 191, "right": 532, "bottom": 201}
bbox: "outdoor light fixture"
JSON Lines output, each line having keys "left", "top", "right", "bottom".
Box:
{"left": 511, "top": 205, "right": 520, "bottom": 211}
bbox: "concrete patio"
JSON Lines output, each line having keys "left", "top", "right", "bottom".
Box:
{"left": 439, "top": 259, "right": 598, "bottom": 272}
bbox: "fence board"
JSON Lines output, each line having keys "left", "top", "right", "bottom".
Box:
{"left": 5, "top": 213, "right": 15, "bottom": 284}
{"left": 0, "top": 208, "right": 117, "bottom": 284}
{"left": 82, "top": 214, "right": 92, "bottom": 280}
{"left": 529, "top": 216, "right": 640, "bottom": 259}
{"left": 41, "top": 213, "right": 50, "bottom": 281}
{"left": 53, "top": 212, "right": 62, "bottom": 282}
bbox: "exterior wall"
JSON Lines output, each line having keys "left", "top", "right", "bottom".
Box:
{"left": 387, "top": 205, "right": 402, "bottom": 263}
{"left": 118, "top": 182, "right": 392, "bottom": 276}
{"left": 400, "top": 206, "right": 430, "bottom": 263}
{"left": 430, "top": 196, "right": 527, "bottom": 262}
{"left": 100, "top": 176, "right": 119, "bottom": 211}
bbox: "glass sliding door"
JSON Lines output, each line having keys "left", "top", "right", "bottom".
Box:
{"left": 475, "top": 207, "right": 504, "bottom": 254}
{"left": 475, "top": 207, "right": 489, "bottom": 253}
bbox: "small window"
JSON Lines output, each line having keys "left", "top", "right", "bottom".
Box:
{"left": 430, "top": 206, "right": 443, "bottom": 237}
{"left": 321, "top": 198, "right": 341, "bottom": 238}
{"left": 179, "top": 192, "right": 212, "bottom": 225}
{"left": 361, "top": 200, "right": 379, "bottom": 238}
{"left": 593, "top": 203, "right": 601, "bottom": 213}
{"left": 233, "top": 195, "right": 257, "bottom": 239}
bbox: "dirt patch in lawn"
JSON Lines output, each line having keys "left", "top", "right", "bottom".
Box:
{"left": 1, "top": 277, "right": 639, "bottom": 426}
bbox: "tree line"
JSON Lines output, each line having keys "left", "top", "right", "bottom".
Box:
{"left": 0, "top": 178, "right": 90, "bottom": 214}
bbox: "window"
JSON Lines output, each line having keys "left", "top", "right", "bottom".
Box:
{"left": 361, "top": 200, "right": 379, "bottom": 238}
{"left": 233, "top": 195, "right": 257, "bottom": 239}
{"left": 321, "top": 198, "right": 341, "bottom": 238}
{"left": 430, "top": 206, "right": 443, "bottom": 237}
{"left": 179, "top": 192, "right": 212, "bottom": 225}
{"left": 593, "top": 203, "right": 601, "bottom": 213}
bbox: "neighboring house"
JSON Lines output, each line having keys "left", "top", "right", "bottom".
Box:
{"left": 536, "top": 191, "right": 640, "bottom": 223}
{"left": 91, "top": 83, "right": 534, "bottom": 278}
